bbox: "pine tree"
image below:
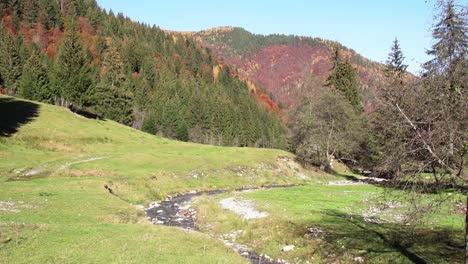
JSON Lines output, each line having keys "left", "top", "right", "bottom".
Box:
{"left": 94, "top": 45, "right": 133, "bottom": 125}
{"left": 0, "top": 32, "right": 23, "bottom": 94}
{"left": 85, "top": 5, "right": 101, "bottom": 32}
{"left": 0, "top": 23, "right": 4, "bottom": 88}
{"left": 424, "top": 0, "right": 467, "bottom": 89}
{"left": 18, "top": 50, "right": 50, "bottom": 101}
{"left": 0, "top": 0, "right": 8, "bottom": 16}
{"left": 23, "top": 0, "right": 38, "bottom": 25}
{"left": 94, "top": 33, "right": 107, "bottom": 60}
{"left": 327, "top": 47, "right": 363, "bottom": 112}
{"left": 38, "top": 0, "right": 61, "bottom": 30}
{"left": 50, "top": 19, "right": 92, "bottom": 106}
{"left": 385, "top": 38, "right": 408, "bottom": 78}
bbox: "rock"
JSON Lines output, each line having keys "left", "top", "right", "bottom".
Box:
{"left": 282, "top": 245, "right": 295, "bottom": 252}
{"left": 135, "top": 205, "right": 145, "bottom": 211}
{"left": 354, "top": 256, "right": 364, "bottom": 263}
{"left": 306, "top": 227, "right": 325, "bottom": 238}
{"left": 241, "top": 252, "right": 249, "bottom": 256}
{"left": 296, "top": 172, "right": 309, "bottom": 180}
{"left": 156, "top": 220, "right": 164, "bottom": 224}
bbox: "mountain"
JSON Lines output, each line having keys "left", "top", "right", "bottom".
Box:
{"left": 193, "top": 27, "right": 388, "bottom": 111}
{"left": 0, "top": 1, "right": 286, "bottom": 148}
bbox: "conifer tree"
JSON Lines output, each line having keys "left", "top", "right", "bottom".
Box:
{"left": 23, "top": 0, "right": 38, "bottom": 25}
{"left": 0, "top": 0, "right": 8, "bottom": 16}
{"left": 94, "top": 45, "right": 133, "bottom": 125}
{"left": 385, "top": 38, "right": 408, "bottom": 78}
{"left": 37, "top": 0, "right": 62, "bottom": 30}
{"left": 327, "top": 47, "right": 363, "bottom": 112}
{"left": 50, "top": 19, "right": 92, "bottom": 106}
{"left": 424, "top": 0, "right": 467, "bottom": 89}
{"left": 0, "top": 32, "right": 23, "bottom": 94}
{"left": 0, "top": 23, "right": 4, "bottom": 88}
{"left": 18, "top": 50, "right": 50, "bottom": 101}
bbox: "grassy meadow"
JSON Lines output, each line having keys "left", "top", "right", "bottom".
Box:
{"left": 0, "top": 96, "right": 317, "bottom": 263}
{"left": 0, "top": 96, "right": 464, "bottom": 263}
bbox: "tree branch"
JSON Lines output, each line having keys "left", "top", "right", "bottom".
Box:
{"left": 395, "top": 103, "right": 454, "bottom": 174}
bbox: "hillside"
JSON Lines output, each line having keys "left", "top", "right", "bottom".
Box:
{"left": 0, "top": 0, "right": 286, "bottom": 148}
{"left": 194, "top": 27, "right": 388, "bottom": 111}
{"left": 0, "top": 96, "right": 318, "bottom": 263}
{"left": 1, "top": 97, "right": 463, "bottom": 263}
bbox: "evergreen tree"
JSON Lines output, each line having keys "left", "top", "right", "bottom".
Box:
{"left": 18, "top": 50, "right": 50, "bottom": 101}
{"left": 0, "top": 0, "right": 8, "bottom": 16}
{"left": 94, "top": 33, "right": 107, "bottom": 60}
{"left": 23, "top": 0, "right": 38, "bottom": 25}
{"left": 37, "top": 0, "right": 63, "bottom": 30}
{"left": 94, "top": 45, "right": 133, "bottom": 125}
{"left": 85, "top": 5, "right": 102, "bottom": 32}
{"left": 0, "top": 32, "right": 23, "bottom": 94}
{"left": 0, "top": 23, "right": 4, "bottom": 88}
{"left": 50, "top": 19, "right": 92, "bottom": 106}
{"left": 327, "top": 47, "right": 363, "bottom": 112}
{"left": 424, "top": 0, "right": 467, "bottom": 89}
{"left": 67, "top": 0, "right": 86, "bottom": 17}
{"left": 385, "top": 38, "right": 408, "bottom": 77}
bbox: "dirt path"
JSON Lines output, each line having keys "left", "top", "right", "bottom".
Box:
{"left": 20, "top": 156, "right": 107, "bottom": 177}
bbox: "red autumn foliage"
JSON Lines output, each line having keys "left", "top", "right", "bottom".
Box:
{"left": 198, "top": 29, "right": 388, "bottom": 112}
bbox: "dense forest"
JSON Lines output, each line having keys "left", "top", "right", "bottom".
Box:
{"left": 0, "top": 0, "right": 287, "bottom": 148}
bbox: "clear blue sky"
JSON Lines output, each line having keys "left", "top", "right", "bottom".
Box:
{"left": 95, "top": 0, "right": 454, "bottom": 74}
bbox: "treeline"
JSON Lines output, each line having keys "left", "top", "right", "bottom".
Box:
{"left": 292, "top": 0, "right": 467, "bottom": 184}
{"left": 0, "top": 0, "right": 286, "bottom": 148}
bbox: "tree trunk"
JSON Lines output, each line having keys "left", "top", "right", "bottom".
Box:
{"left": 465, "top": 195, "right": 468, "bottom": 264}
{"left": 432, "top": 163, "right": 440, "bottom": 184}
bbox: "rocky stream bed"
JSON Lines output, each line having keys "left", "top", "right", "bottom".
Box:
{"left": 144, "top": 185, "right": 299, "bottom": 264}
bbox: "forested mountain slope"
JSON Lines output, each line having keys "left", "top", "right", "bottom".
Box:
{"left": 194, "top": 27, "right": 388, "bottom": 111}
{"left": 0, "top": 0, "right": 286, "bottom": 148}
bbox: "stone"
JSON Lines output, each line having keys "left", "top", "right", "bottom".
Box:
{"left": 353, "top": 256, "right": 364, "bottom": 263}
{"left": 282, "top": 245, "right": 295, "bottom": 252}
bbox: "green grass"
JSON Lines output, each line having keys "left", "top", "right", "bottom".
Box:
{"left": 0, "top": 177, "right": 245, "bottom": 263}
{"left": 0, "top": 96, "right": 319, "bottom": 202}
{"left": 194, "top": 185, "right": 464, "bottom": 263}
{"left": 0, "top": 96, "right": 324, "bottom": 263}
{"left": 2, "top": 96, "right": 462, "bottom": 263}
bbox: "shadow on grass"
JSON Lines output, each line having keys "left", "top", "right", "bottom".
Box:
{"left": 316, "top": 210, "right": 463, "bottom": 263}
{"left": 0, "top": 98, "right": 40, "bottom": 137}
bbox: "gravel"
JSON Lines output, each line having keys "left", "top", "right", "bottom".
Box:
{"left": 219, "top": 197, "right": 269, "bottom": 220}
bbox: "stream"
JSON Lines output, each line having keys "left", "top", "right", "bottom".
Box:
{"left": 145, "top": 185, "right": 298, "bottom": 264}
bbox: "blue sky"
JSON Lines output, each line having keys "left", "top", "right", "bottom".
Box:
{"left": 95, "top": 0, "right": 448, "bottom": 74}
